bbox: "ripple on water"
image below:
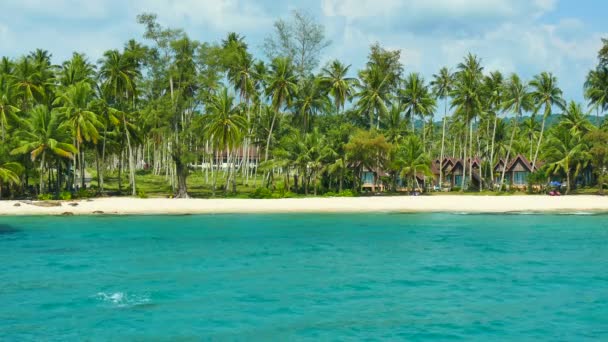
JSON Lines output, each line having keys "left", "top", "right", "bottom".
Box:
{"left": 94, "top": 292, "right": 152, "bottom": 308}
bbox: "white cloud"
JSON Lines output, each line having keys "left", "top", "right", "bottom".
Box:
{"left": 321, "top": 0, "right": 402, "bottom": 20}
{"left": 131, "top": 0, "right": 272, "bottom": 32}
{"left": 3, "top": 0, "right": 109, "bottom": 19}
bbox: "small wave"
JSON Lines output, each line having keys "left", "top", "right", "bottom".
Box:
{"left": 95, "top": 292, "right": 151, "bottom": 308}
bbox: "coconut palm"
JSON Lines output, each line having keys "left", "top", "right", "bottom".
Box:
{"left": 383, "top": 102, "right": 407, "bottom": 144}
{"left": 0, "top": 162, "right": 22, "bottom": 199}
{"left": 320, "top": 60, "right": 356, "bottom": 114}
{"left": 355, "top": 65, "right": 391, "bottom": 130}
{"left": 431, "top": 67, "right": 453, "bottom": 187}
{"left": 544, "top": 124, "right": 591, "bottom": 194}
{"left": 203, "top": 88, "right": 248, "bottom": 194}
{"left": 264, "top": 57, "right": 298, "bottom": 161}
{"left": 584, "top": 67, "right": 608, "bottom": 126}
{"left": 499, "top": 74, "right": 533, "bottom": 190}
{"left": 450, "top": 70, "right": 483, "bottom": 189}
{"left": 10, "top": 106, "right": 76, "bottom": 193}
{"left": 530, "top": 72, "right": 565, "bottom": 169}
{"left": 293, "top": 76, "right": 330, "bottom": 132}
{"left": 396, "top": 135, "right": 431, "bottom": 191}
{"left": 560, "top": 101, "right": 594, "bottom": 136}
{"left": 53, "top": 81, "right": 101, "bottom": 188}
{"left": 12, "top": 57, "right": 45, "bottom": 111}
{"left": 98, "top": 49, "right": 140, "bottom": 104}
{"left": 483, "top": 71, "right": 505, "bottom": 185}
{"left": 400, "top": 73, "right": 436, "bottom": 136}
{"left": 0, "top": 76, "right": 20, "bottom": 141}
{"left": 58, "top": 52, "right": 96, "bottom": 87}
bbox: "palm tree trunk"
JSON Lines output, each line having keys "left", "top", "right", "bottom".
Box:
{"left": 566, "top": 168, "right": 571, "bottom": 194}
{"left": 490, "top": 113, "right": 498, "bottom": 186}
{"left": 265, "top": 111, "right": 278, "bottom": 162}
{"left": 101, "top": 127, "right": 107, "bottom": 192}
{"left": 500, "top": 117, "right": 518, "bottom": 191}
{"left": 95, "top": 150, "right": 101, "bottom": 194}
{"left": 461, "top": 123, "right": 468, "bottom": 191}
{"left": 39, "top": 151, "right": 46, "bottom": 195}
{"left": 124, "top": 118, "right": 136, "bottom": 196}
{"left": 439, "top": 116, "right": 446, "bottom": 189}
{"left": 80, "top": 149, "right": 85, "bottom": 189}
{"left": 532, "top": 116, "right": 546, "bottom": 170}
{"left": 469, "top": 120, "right": 473, "bottom": 187}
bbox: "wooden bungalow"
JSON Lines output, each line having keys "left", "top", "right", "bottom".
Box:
{"left": 498, "top": 154, "right": 539, "bottom": 189}
{"left": 441, "top": 158, "right": 481, "bottom": 189}
{"left": 361, "top": 167, "right": 387, "bottom": 192}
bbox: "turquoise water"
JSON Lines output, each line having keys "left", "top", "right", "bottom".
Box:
{"left": 1, "top": 214, "right": 607, "bottom": 341}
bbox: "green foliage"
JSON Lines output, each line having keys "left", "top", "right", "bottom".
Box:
{"left": 58, "top": 191, "right": 72, "bottom": 200}
{"left": 249, "top": 187, "right": 273, "bottom": 199}
{"left": 37, "top": 193, "right": 53, "bottom": 201}
{"left": 75, "top": 188, "right": 95, "bottom": 199}
{"left": 137, "top": 190, "right": 148, "bottom": 199}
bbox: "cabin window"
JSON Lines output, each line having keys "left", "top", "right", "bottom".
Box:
{"left": 513, "top": 171, "right": 529, "bottom": 185}
{"left": 362, "top": 172, "right": 374, "bottom": 184}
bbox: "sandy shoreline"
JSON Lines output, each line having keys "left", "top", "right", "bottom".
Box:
{"left": 1, "top": 196, "right": 608, "bottom": 215}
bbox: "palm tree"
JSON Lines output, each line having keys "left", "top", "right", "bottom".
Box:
{"left": 59, "top": 52, "right": 96, "bottom": 87}
{"left": 293, "top": 76, "right": 329, "bottom": 132}
{"left": 431, "top": 67, "right": 453, "bottom": 187}
{"left": 12, "top": 57, "right": 45, "bottom": 111}
{"left": 521, "top": 117, "right": 540, "bottom": 160}
{"left": 0, "top": 76, "right": 20, "bottom": 141}
{"left": 530, "top": 72, "right": 565, "bottom": 169}
{"left": 584, "top": 67, "right": 608, "bottom": 126}
{"left": 10, "top": 106, "right": 76, "bottom": 194}
{"left": 401, "top": 73, "right": 436, "bottom": 136}
{"left": 0, "top": 162, "right": 23, "bottom": 199}
{"left": 355, "top": 65, "right": 391, "bottom": 130}
{"left": 383, "top": 102, "right": 407, "bottom": 144}
{"left": 544, "top": 124, "right": 590, "bottom": 194}
{"left": 320, "top": 60, "right": 356, "bottom": 114}
{"left": 560, "top": 101, "right": 593, "bottom": 136}
{"left": 203, "top": 88, "right": 248, "bottom": 194}
{"left": 53, "top": 81, "right": 101, "bottom": 189}
{"left": 98, "top": 49, "right": 140, "bottom": 104}
{"left": 451, "top": 70, "right": 483, "bottom": 189}
{"left": 264, "top": 57, "right": 298, "bottom": 162}
{"left": 499, "top": 74, "right": 533, "bottom": 190}
{"left": 396, "top": 135, "right": 431, "bottom": 191}
{"left": 483, "top": 71, "right": 505, "bottom": 186}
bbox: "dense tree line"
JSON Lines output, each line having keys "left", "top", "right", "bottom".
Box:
{"left": 1, "top": 12, "right": 607, "bottom": 199}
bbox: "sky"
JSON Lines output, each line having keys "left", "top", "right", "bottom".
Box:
{"left": 1, "top": 0, "right": 606, "bottom": 107}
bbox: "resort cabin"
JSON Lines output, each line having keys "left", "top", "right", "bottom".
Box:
{"left": 361, "top": 167, "right": 386, "bottom": 192}
{"left": 442, "top": 158, "right": 481, "bottom": 189}
{"left": 500, "top": 154, "right": 539, "bottom": 189}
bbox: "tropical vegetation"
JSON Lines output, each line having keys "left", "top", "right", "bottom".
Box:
{"left": 0, "top": 12, "right": 607, "bottom": 199}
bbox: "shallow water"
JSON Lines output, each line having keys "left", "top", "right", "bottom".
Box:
{"left": 1, "top": 214, "right": 607, "bottom": 340}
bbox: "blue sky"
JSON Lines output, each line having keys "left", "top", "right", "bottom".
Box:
{"left": 1, "top": 0, "right": 606, "bottom": 107}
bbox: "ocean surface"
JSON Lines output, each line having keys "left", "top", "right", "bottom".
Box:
{"left": 1, "top": 213, "right": 607, "bottom": 341}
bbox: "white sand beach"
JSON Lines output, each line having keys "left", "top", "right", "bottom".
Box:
{"left": 1, "top": 195, "right": 608, "bottom": 215}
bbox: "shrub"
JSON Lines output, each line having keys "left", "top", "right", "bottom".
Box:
{"left": 58, "top": 191, "right": 72, "bottom": 201}
{"left": 324, "top": 191, "right": 336, "bottom": 197}
{"left": 337, "top": 190, "right": 356, "bottom": 197}
{"left": 249, "top": 187, "right": 273, "bottom": 199}
{"left": 282, "top": 191, "right": 297, "bottom": 198}
{"left": 451, "top": 186, "right": 461, "bottom": 192}
{"left": 75, "top": 188, "right": 95, "bottom": 199}
{"left": 37, "top": 193, "right": 53, "bottom": 201}
{"left": 137, "top": 190, "right": 148, "bottom": 199}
